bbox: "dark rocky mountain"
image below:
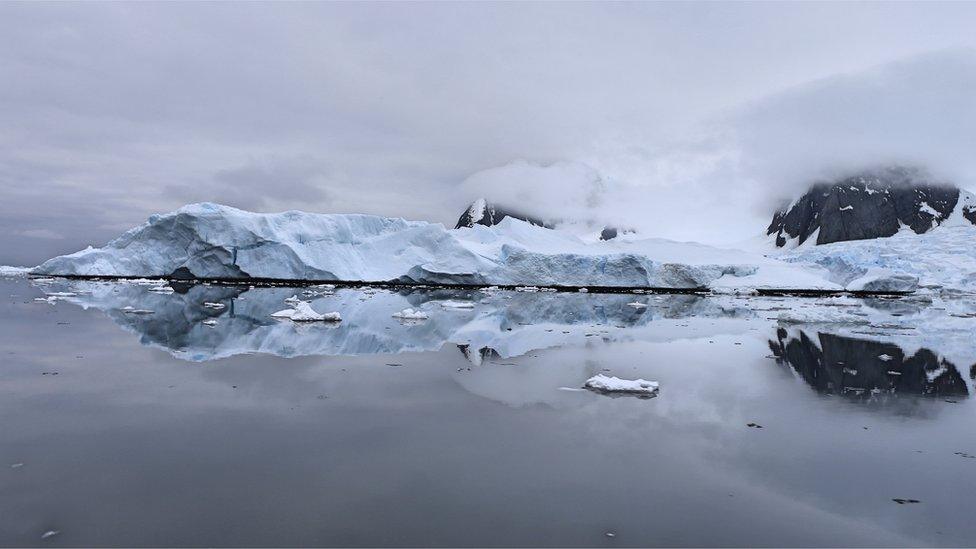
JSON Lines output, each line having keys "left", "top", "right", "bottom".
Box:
{"left": 454, "top": 198, "right": 551, "bottom": 229}
{"left": 767, "top": 167, "right": 976, "bottom": 247}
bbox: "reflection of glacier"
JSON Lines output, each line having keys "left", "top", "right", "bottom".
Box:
{"left": 56, "top": 281, "right": 753, "bottom": 362}
{"left": 769, "top": 328, "right": 972, "bottom": 400}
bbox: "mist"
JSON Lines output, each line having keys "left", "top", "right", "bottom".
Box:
{"left": 2, "top": 2, "right": 976, "bottom": 264}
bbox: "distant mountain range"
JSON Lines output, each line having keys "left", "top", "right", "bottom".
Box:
{"left": 767, "top": 167, "right": 976, "bottom": 247}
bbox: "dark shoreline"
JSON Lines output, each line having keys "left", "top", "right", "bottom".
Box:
{"left": 28, "top": 273, "right": 915, "bottom": 298}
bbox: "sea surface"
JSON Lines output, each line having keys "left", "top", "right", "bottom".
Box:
{"left": 1, "top": 277, "right": 975, "bottom": 547}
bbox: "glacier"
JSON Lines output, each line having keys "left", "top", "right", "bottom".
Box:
{"left": 33, "top": 202, "right": 836, "bottom": 291}
{"left": 778, "top": 225, "right": 976, "bottom": 293}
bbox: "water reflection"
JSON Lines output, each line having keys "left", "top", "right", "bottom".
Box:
{"left": 50, "top": 280, "right": 753, "bottom": 361}
{"left": 769, "top": 327, "right": 971, "bottom": 400}
{"left": 30, "top": 279, "right": 976, "bottom": 405}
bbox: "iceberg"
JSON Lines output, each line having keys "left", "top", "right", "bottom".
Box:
{"left": 32, "top": 203, "right": 835, "bottom": 292}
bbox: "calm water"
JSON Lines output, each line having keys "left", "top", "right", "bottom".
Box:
{"left": 1, "top": 278, "right": 975, "bottom": 547}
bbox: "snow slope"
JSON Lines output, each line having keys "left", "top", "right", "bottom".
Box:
{"left": 778, "top": 224, "right": 976, "bottom": 293}
{"left": 33, "top": 203, "right": 835, "bottom": 291}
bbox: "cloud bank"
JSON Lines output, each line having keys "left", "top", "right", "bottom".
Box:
{"left": 2, "top": 3, "right": 976, "bottom": 263}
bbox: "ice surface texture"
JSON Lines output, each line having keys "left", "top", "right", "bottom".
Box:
{"left": 34, "top": 203, "right": 831, "bottom": 291}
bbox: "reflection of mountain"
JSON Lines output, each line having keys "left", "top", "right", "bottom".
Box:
{"left": 769, "top": 328, "right": 971, "bottom": 399}
{"left": 53, "top": 281, "right": 753, "bottom": 362}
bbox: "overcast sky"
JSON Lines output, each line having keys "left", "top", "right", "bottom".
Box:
{"left": 2, "top": 2, "right": 976, "bottom": 266}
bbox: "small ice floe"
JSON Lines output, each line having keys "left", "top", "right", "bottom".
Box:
{"left": 578, "top": 288, "right": 589, "bottom": 293}
{"left": 202, "top": 319, "right": 218, "bottom": 327}
{"left": 41, "top": 530, "right": 59, "bottom": 540}
{"left": 878, "top": 354, "right": 894, "bottom": 361}
{"left": 121, "top": 306, "right": 154, "bottom": 314}
{"left": 203, "top": 302, "right": 225, "bottom": 310}
{"left": 33, "top": 297, "right": 57, "bottom": 305}
{"left": 440, "top": 300, "right": 475, "bottom": 309}
{"left": 284, "top": 294, "right": 303, "bottom": 305}
{"left": 29, "top": 276, "right": 56, "bottom": 284}
{"left": 887, "top": 370, "right": 902, "bottom": 376}
{"left": 147, "top": 285, "right": 174, "bottom": 294}
{"left": 583, "top": 374, "right": 659, "bottom": 397}
{"left": 392, "top": 308, "right": 429, "bottom": 320}
{"left": 626, "top": 301, "right": 647, "bottom": 309}
{"left": 515, "top": 286, "right": 540, "bottom": 292}
{"left": 10, "top": 462, "right": 24, "bottom": 468}
{"left": 271, "top": 301, "right": 341, "bottom": 322}
{"left": 44, "top": 292, "right": 76, "bottom": 298}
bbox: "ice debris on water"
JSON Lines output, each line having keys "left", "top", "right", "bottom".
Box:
{"left": 202, "top": 319, "right": 218, "bottom": 327}
{"left": 121, "top": 306, "right": 154, "bottom": 314}
{"left": 392, "top": 308, "right": 429, "bottom": 320}
{"left": 440, "top": 300, "right": 475, "bottom": 309}
{"left": 627, "top": 301, "right": 647, "bottom": 309}
{"left": 879, "top": 354, "right": 893, "bottom": 361}
{"left": 583, "top": 374, "right": 659, "bottom": 396}
{"left": 271, "top": 301, "right": 341, "bottom": 322}
{"left": 41, "top": 530, "right": 59, "bottom": 540}
{"left": 203, "top": 302, "right": 225, "bottom": 310}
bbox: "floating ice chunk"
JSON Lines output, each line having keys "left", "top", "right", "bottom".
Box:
{"left": 202, "top": 319, "right": 218, "bottom": 327}
{"left": 271, "top": 301, "right": 340, "bottom": 322}
{"left": 392, "top": 308, "right": 429, "bottom": 320}
{"left": 148, "top": 285, "right": 174, "bottom": 294}
{"left": 284, "top": 295, "right": 302, "bottom": 305}
{"left": 41, "top": 530, "right": 59, "bottom": 539}
{"left": 839, "top": 205, "right": 854, "bottom": 211}
{"left": 578, "top": 288, "right": 589, "bottom": 293}
{"left": 626, "top": 301, "right": 647, "bottom": 308}
{"left": 121, "top": 306, "right": 154, "bottom": 315}
{"left": 10, "top": 462, "right": 23, "bottom": 468}
{"left": 879, "top": 354, "right": 893, "bottom": 361}
{"left": 440, "top": 300, "right": 475, "bottom": 309}
{"left": 203, "top": 302, "right": 226, "bottom": 309}
{"left": 33, "top": 297, "right": 57, "bottom": 305}
{"left": 44, "top": 292, "right": 76, "bottom": 297}
{"left": 584, "top": 374, "right": 659, "bottom": 396}
{"left": 515, "top": 286, "right": 540, "bottom": 292}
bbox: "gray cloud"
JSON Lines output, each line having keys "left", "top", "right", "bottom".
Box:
{"left": 2, "top": 2, "right": 976, "bottom": 264}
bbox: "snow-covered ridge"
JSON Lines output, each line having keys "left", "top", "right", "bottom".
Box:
{"left": 33, "top": 202, "right": 834, "bottom": 291}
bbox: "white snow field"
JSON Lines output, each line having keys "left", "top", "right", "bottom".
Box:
{"left": 0, "top": 266, "right": 30, "bottom": 277}
{"left": 32, "top": 203, "right": 834, "bottom": 291}
{"left": 778, "top": 225, "right": 976, "bottom": 293}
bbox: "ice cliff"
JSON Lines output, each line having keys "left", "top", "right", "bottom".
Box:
{"left": 33, "top": 203, "right": 833, "bottom": 291}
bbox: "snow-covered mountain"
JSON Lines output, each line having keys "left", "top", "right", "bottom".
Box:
{"left": 454, "top": 198, "right": 550, "bottom": 229}
{"left": 766, "top": 167, "right": 976, "bottom": 248}
{"left": 33, "top": 202, "right": 835, "bottom": 291}
{"left": 456, "top": 197, "right": 628, "bottom": 241}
